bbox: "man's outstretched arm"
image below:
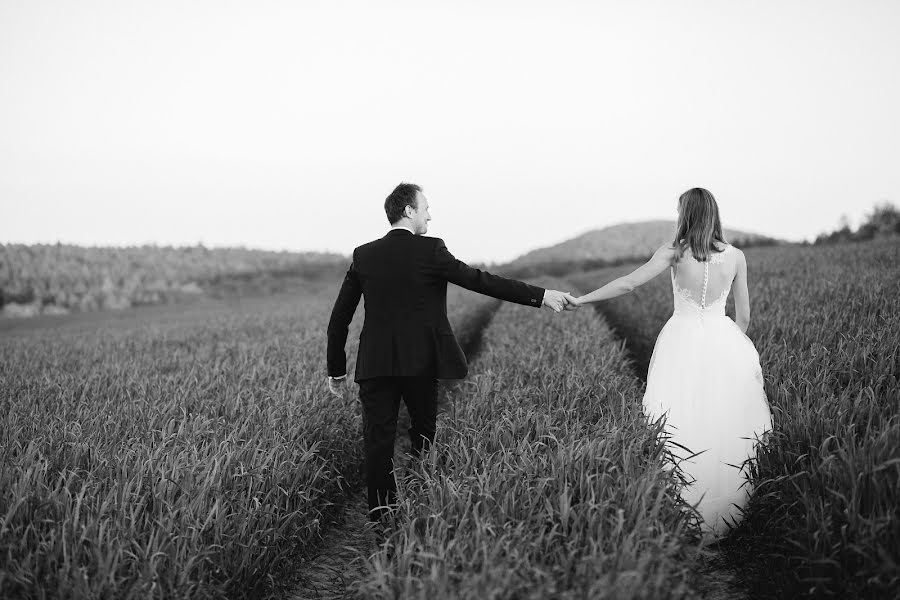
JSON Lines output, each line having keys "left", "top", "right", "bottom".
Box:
{"left": 433, "top": 238, "right": 575, "bottom": 311}
{"left": 326, "top": 257, "right": 362, "bottom": 380}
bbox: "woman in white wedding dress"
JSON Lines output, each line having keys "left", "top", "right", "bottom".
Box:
{"left": 572, "top": 187, "right": 772, "bottom": 539}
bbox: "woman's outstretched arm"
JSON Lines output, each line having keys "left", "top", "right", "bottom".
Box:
{"left": 732, "top": 248, "right": 751, "bottom": 332}
{"left": 574, "top": 245, "right": 675, "bottom": 305}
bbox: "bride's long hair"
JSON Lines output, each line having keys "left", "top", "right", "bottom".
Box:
{"left": 673, "top": 187, "right": 727, "bottom": 262}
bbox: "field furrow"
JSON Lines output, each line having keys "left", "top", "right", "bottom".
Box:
{"left": 356, "top": 279, "right": 701, "bottom": 600}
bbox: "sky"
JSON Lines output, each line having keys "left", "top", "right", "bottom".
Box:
{"left": 1, "top": 0, "right": 898, "bottom": 264}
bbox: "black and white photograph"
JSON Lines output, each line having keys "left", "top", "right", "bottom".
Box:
{"left": 1, "top": 1, "right": 898, "bottom": 598}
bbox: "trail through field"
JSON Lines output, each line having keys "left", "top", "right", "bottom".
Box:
{"left": 281, "top": 298, "right": 501, "bottom": 600}
{"left": 573, "top": 296, "right": 750, "bottom": 600}
{"left": 691, "top": 548, "right": 748, "bottom": 600}
{"left": 281, "top": 494, "right": 375, "bottom": 600}
{"left": 281, "top": 399, "right": 478, "bottom": 600}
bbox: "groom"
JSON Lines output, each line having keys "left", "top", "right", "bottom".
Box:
{"left": 326, "top": 182, "right": 576, "bottom": 521}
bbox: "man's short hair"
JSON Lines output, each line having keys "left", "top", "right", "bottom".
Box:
{"left": 384, "top": 183, "right": 422, "bottom": 224}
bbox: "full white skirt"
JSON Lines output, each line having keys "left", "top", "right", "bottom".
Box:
{"left": 642, "top": 313, "right": 772, "bottom": 538}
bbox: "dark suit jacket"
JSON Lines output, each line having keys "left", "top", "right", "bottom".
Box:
{"left": 327, "top": 229, "right": 545, "bottom": 381}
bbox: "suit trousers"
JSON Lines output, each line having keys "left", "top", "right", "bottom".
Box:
{"left": 358, "top": 376, "right": 438, "bottom": 520}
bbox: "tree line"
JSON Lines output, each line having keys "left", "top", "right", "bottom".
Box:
{"left": 815, "top": 202, "right": 900, "bottom": 245}
{"left": 0, "top": 244, "right": 345, "bottom": 315}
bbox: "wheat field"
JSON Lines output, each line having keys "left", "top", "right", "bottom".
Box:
{"left": 567, "top": 238, "right": 900, "bottom": 598}
{"left": 2, "top": 239, "right": 898, "bottom": 599}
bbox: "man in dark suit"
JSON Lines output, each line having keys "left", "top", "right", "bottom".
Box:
{"left": 326, "top": 182, "right": 576, "bottom": 521}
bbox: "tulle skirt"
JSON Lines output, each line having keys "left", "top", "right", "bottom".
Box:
{"left": 642, "top": 313, "right": 772, "bottom": 538}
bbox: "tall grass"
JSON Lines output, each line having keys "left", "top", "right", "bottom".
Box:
{"left": 567, "top": 238, "right": 900, "bottom": 597}
{"left": 357, "top": 280, "right": 702, "bottom": 599}
{"left": 0, "top": 284, "right": 495, "bottom": 598}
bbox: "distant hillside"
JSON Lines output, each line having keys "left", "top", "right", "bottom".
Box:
{"left": 501, "top": 220, "right": 779, "bottom": 278}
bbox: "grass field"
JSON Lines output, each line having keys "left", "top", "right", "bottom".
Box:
{"left": 566, "top": 238, "right": 900, "bottom": 598}
{"left": 0, "top": 283, "right": 494, "bottom": 599}
{"left": 2, "top": 238, "right": 897, "bottom": 599}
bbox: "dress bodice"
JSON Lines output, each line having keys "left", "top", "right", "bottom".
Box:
{"left": 671, "top": 244, "right": 733, "bottom": 318}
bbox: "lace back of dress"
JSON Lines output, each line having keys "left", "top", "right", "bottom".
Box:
{"left": 700, "top": 260, "right": 710, "bottom": 309}
{"left": 671, "top": 244, "right": 731, "bottom": 313}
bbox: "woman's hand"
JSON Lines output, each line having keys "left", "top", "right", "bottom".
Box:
{"left": 564, "top": 296, "right": 584, "bottom": 311}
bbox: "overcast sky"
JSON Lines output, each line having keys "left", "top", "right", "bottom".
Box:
{"left": 2, "top": 0, "right": 898, "bottom": 263}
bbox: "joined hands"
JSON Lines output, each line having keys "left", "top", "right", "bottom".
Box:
{"left": 542, "top": 290, "right": 581, "bottom": 313}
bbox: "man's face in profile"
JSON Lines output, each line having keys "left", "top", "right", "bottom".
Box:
{"left": 411, "top": 192, "right": 432, "bottom": 234}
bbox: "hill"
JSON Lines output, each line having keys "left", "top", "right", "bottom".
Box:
{"left": 502, "top": 220, "right": 779, "bottom": 277}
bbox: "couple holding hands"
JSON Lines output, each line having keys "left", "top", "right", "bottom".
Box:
{"left": 327, "top": 183, "right": 771, "bottom": 539}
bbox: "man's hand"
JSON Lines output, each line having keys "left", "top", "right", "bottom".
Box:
{"left": 542, "top": 290, "right": 579, "bottom": 313}
{"left": 327, "top": 376, "right": 348, "bottom": 398}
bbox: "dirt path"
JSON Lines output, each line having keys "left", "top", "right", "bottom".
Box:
{"left": 283, "top": 386, "right": 471, "bottom": 600}
{"left": 282, "top": 414, "right": 437, "bottom": 600}
{"left": 691, "top": 545, "right": 748, "bottom": 600}
{"left": 282, "top": 493, "right": 376, "bottom": 600}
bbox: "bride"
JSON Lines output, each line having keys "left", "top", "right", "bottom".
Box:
{"left": 572, "top": 187, "right": 772, "bottom": 538}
